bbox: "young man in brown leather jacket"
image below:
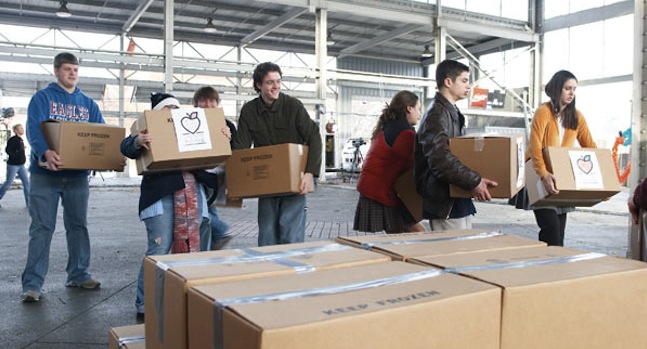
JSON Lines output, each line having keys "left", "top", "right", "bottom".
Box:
{"left": 414, "top": 59, "right": 497, "bottom": 230}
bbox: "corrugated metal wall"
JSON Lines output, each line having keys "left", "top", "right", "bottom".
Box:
{"left": 332, "top": 57, "right": 425, "bottom": 170}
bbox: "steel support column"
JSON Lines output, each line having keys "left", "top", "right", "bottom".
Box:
{"left": 164, "top": 0, "right": 174, "bottom": 92}
{"left": 627, "top": 0, "right": 646, "bottom": 259}
{"left": 315, "top": 7, "right": 328, "bottom": 183}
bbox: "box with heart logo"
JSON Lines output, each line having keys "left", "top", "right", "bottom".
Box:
{"left": 448, "top": 133, "right": 526, "bottom": 198}
{"left": 130, "top": 107, "right": 231, "bottom": 174}
{"left": 526, "top": 147, "right": 621, "bottom": 207}
{"left": 40, "top": 119, "right": 126, "bottom": 171}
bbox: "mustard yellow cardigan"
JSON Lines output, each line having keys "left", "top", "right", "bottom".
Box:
{"left": 529, "top": 102, "right": 596, "bottom": 178}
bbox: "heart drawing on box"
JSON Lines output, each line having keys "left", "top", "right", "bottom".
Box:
{"left": 576, "top": 155, "right": 593, "bottom": 174}
{"left": 181, "top": 111, "right": 201, "bottom": 134}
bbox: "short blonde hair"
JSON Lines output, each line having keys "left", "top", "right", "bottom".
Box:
{"left": 12, "top": 123, "right": 22, "bottom": 133}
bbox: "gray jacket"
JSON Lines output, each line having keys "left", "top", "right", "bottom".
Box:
{"left": 414, "top": 92, "right": 481, "bottom": 218}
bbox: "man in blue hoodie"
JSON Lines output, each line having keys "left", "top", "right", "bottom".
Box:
{"left": 20, "top": 52, "right": 103, "bottom": 303}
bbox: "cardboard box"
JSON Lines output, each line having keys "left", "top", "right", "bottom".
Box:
{"left": 109, "top": 324, "right": 146, "bottom": 349}
{"left": 144, "top": 241, "right": 390, "bottom": 349}
{"left": 449, "top": 133, "right": 525, "bottom": 198}
{"left": 393, "top": 169, "right": 423, "bottom": 222}
{"left": 336, "top": 229, "right": 546, "bottom": 261}
{"left": 130, "top": 108, "right": 231, "bottom": 174}
{"left": 526, "top": 147, "right": 621, "bottom": 207}
{"left": 410, "top": 246, "right": 647, "bottom": 349}
{"left": 226, "top": 143, "right": 309, "bottom": 198}
{"left": 187, "top": 261, "right": 501, "bottom": 349}
{"left": 40, "top": 120, "right": 125, "bottom": 171}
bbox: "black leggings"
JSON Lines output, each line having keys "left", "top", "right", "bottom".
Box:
{"left": 533, "top": 209, "right": 567, "bottom": 246}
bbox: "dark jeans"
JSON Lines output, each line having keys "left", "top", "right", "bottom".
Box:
{"left": 533, "top": 209, "right": 567, "bottom": 246}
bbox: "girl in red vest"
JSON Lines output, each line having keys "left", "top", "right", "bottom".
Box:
{"left": 354, "top": 90, "right": 426, "bottom": 233}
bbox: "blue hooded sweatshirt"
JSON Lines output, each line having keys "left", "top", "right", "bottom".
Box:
{"left": 26, "top": 82, "right": 105, "bottom": 176}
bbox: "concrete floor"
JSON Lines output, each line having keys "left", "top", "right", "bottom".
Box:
{"left": 0, "top": 175, "right": 633, "bottom": 348}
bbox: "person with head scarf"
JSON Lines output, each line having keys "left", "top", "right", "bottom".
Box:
{"left": 120, "top": 92, "right": 221, "bottom": 320}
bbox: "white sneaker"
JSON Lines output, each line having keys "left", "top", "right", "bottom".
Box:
{"left": 21, "top": 290, "right": 41, "bottom": 303}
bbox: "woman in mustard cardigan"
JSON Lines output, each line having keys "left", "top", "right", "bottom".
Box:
{"left": 528, "top": 70, "right": 596, "bottom": 246}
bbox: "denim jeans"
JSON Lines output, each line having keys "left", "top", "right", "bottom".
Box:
{"left": 209, "top": 206, "right": 230, "bottom": 249}
{"left": 21, "top": 173, "right": 92, "bottom": 292}
{"left": 0, "top": 163, "right": 30, "bottom": 206}
{"left": 134, "top": 195, "right": 211, "bottom": 313}
{"left": 257, "top": 194, "right": 306, "bottom": 246}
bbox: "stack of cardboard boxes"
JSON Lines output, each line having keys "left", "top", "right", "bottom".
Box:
{"left": 143, "top": 242, "right": 390, "bottom": 349}
{"left": 109, "top": 128, "right": 637, "bottom": 348}
{"left": 110, "top": 231, "right": 647, "bottom": 349}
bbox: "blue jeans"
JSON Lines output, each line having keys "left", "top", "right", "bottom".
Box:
{"left": 21, "top": 173, "right": 92, "bottom": 292}
{"left": 0, "top": 163, "right": 30, "bottom": 205}
{"left": 209, "top": 206, "right": 230, "bottom": 249}
{"left": 257, "top": 194, "right": 307, "bottom": 246}
{"left": 135, "top": 196, "right": 210, "bottom": 313}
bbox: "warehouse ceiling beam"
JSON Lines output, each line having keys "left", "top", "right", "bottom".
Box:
{"left": 541, "top": 0, "right": 633, "bottom": 33}
{"left": 259, "top": 0, "right": 432, "bottom": 24}
{"left": 122, "top": 0, "right": 156, "bottom": 34}
{"left": 338, "top": 23, "right": 421, "bottom": 58}
{"left": 438, "top": 18, "right": 536, "bottom": 42}
{"left": 447, "top": 38, "right": 531, "bottom": 60}
{"left": 240, "top": 8, "right": 307, "bottom": 46}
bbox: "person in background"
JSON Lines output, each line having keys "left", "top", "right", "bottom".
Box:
{"left": 21, "top": 52, "right": 103, "bottom": 303}
{"left": 120, "top": 92, "right": 222, "bottom": 320}
{"left": 192, "top": 86, "right": 236, "bottom": 250}
{"left": 354, "top": 90, "right": 426, "bottom": 234}
{"left": 0, "top": 123, "right": 30, "bottom": 208}
{"left": 233, "top": 62, "right": 322, "bottom": 246}
{"left": 414, "top": 59, "right": 497, "bottom": 231}
{"left": 525, "top": 70, "right": 596, "bottom": 246}
{"left": 628, "top": 180, "right": 647, "bottom": 224}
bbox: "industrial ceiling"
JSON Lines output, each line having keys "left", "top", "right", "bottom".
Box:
{"left": 0, "top": 0, "right": 537, "bottom": 113}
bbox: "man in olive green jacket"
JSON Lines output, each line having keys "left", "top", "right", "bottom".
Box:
{"left": 234, "top": 61, "right": 322, "bottom": 246}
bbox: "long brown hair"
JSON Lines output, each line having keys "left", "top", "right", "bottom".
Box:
{"left": 371, "top": 90, "right": 418, "bottom": 140}
{"left": 544, "top": 70, "right": 578, "bottom": 130}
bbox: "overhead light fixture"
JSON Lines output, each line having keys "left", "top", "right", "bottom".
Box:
{"left": 326, "top": 32, "right": 335, "bottom": 46}
{"left": 421, "top": 45, "right": 432, "bottom": 58}
{"left": 204, "top": 17, "right": 217, "bottom": 33}
{"left": 56, "top": 0, "right": 72, "bottom": 18}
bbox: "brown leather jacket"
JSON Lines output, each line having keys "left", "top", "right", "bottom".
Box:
{"left": 414, "top": 92, "right": 481, "bottom": 219}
